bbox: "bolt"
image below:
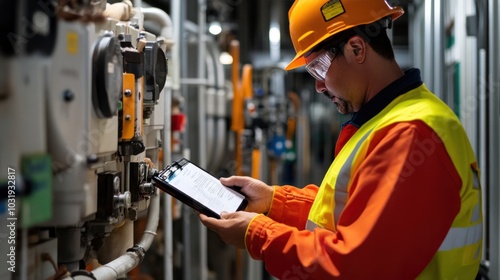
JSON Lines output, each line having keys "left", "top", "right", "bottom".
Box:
{"left": 63, "top": 90, "right": 74, "bottom": 102}
{"left": 139, "top": 182, "right": 156, "bottom": 195}
{"left": 86, "top": 154, "right": 98, "bottom": 165}
{"left": 139, "top": 164, "right": 145, "bottom": 178}
{"left": 33, "top": 11, "right": 49, "bottom": 36}
{"left": 125, "top": 115, "right": 131, "bottom": 121}
{"left": 128, "top": 208, "right": 138, "bottom": 221}
{"left": 124, "top": 89, "right": 132, "bottom": 97}
{"left": 114, "top": 191, "right": 131, "bottom": 209}
{"left": 113, "top": 176, "right": 120, "bottom": 191}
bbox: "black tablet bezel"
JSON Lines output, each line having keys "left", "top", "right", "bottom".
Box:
{"left": 152, "top": 159, "right": 248, "bottom": 219}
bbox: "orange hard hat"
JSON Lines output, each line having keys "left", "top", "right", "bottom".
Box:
{"left": 286, "top": 0, "right": 404, "bottom": 70}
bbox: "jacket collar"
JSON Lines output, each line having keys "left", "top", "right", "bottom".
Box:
{"left": 343, "top": 68, "right": 424, "bottom": 129}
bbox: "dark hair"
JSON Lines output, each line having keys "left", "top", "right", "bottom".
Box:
{"left": 312, "top": 17, "right": 396, "bottom": 60}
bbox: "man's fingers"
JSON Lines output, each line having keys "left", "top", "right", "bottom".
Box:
{"left": 221, "top": 211, "right": 236, "bottom": 219}
{"left": 199, "top": 212, "right": 233, "bottom": 231}
{"left": 198, "top": 213, "right": 219, "bottom": 230}
{"left": 220, "top": 176, "right": 248, "bottom": 187}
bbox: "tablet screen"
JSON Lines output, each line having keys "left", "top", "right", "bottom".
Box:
{"left": 164, "top": 162, "right": 246, "bottom": 215}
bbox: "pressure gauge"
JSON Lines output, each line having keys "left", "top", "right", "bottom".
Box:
{"left": 144, "top": 41, "right": 168, "bottom": 103}
{"left": 92, "top": 33, "right": 123, "bottom": 119}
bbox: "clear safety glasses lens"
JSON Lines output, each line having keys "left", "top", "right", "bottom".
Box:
{"left": 305, "top": 50, "right": 336, "bottom": 82}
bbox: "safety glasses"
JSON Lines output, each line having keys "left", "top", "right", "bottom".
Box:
{"left": 305, "top": 47, "right": 340, "bottom": 82}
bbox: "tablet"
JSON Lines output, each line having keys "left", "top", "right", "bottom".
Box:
{"left": 152, "top": 158, "right": 248, "bottom": 219}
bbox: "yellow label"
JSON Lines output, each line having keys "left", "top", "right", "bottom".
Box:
{"left": 67, "top": 32, "right": 78, "bottom": 54}
{"left": 321, "top": 0, "right": 345, "bottom": 21}
{"left": 122, "top": 73, "right": 136, "bottom": 141}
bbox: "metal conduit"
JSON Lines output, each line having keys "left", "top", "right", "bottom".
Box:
{"left": 197, "top": 1, "right": 208, "bottom": 278}
{"left": 210, "top": 40, "right": 229, "bottom": 171}
{"left": 89, "top": 189, "right": 160, "bottom": 279}
{"left": 487, "top": 1, "right": 499, "bottom": 279}
{"left": 140, "top": 7, "right": 175, "bottom": 280}
{"left": 205, "top": 40, "right": 217, "bottom": 168}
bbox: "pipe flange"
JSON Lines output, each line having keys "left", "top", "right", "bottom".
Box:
{"left": 70, "top": 270, "right": 97, "bottom": 280}
{"left": 127, "top": 245, "right": 146, "bottom": 262}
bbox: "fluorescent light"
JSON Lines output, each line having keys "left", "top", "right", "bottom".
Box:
{"left": 219, "top": 52, "right": 233, "bottom": 65}
{"left": 209, "top": 21, "right": 222, "bottom": 35}
{"left": 269, "top": 26, "right": 281, "bottom": 45}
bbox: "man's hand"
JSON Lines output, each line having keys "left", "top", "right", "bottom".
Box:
{"left": 221, "top": 176, "right": 274, "bottom": 214}
{"left": 199, "top": 211, "right": 258, "bottom": 249}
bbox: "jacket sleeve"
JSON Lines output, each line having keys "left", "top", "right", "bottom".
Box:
{"left": 266, "top": 184, "right": 319, "bottom": 229}
{"left": 245, "top": 121, "right": 462, "bottom": 279}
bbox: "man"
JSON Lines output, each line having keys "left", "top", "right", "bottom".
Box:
{"left": 200, "top": 0, "right": 483, "bottom": 278}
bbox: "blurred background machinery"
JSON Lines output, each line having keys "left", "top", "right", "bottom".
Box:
{"left": 0, "top": 0, "right": 170, "bottom": 279}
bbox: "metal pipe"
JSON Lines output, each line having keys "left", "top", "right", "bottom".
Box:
{"left": 179, "top": 78, "right": 210, "bottom": 86}
{"left": 138, "top": 6, "right": 175, "bottom": 280}
{"left": 433, "top": 0, "right": 444, "bottom": 99}
{"left": 206, "top": 114, "right": 215, "bottom": 167}
{"left": 214, "top": 117, "right": 226, "bottom": 169}
{"left": 209, "top": 40, "right": 227, "bottom": 171}
{"left": 269, "top": 1, "right": 282, "bottom": 62}
{"left": 169, "top": 1, "right": 193, "bottom": 279}
{"left": 487, "top": 1, "right": 499, "bottom": 279}
{"left": 197, "top": 0, "right": 207, "bottom": 169}
{"left": 424, "top": 0, "right": 434, "bottom": 91}
{"left": 197, "top": 1, "right": 208, "bottom": 279}
{"left": 133, "top": 0, "right": 142, "bottom": 10}
{"left": 163, "top": 83, "right": 173, "bottom": 280}
{"left": 205, "top": 40, "right": 217, "bottom": 168}
{"left": 90, "top": 189, "right": 160, "bottom": 279}
{"left": 171, "top": 0, "right": 182, "bottom": 92}
{"left": 141, "top": 7, "right": 174, "bottom": 44}
{"left": 137, "top": 190, "right": 160, "bottom": 251}
{"left": 230, "top": 40, "right": 244, "bottom": 176}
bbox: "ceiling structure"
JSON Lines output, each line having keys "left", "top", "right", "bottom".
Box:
{"left": 141, "top": 0, "right": 410, "bottom": 69}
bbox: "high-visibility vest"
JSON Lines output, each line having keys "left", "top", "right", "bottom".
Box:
{"left": 306, "top": 84, "right": 483, "bottom": 279}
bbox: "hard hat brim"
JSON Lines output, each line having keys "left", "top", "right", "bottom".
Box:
{"left": 285, "top": 6, "right": 404, "bottom": 71}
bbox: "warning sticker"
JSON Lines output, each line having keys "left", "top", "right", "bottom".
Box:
{"left": 321, "top": 0, "right": 346, "bottom": 21}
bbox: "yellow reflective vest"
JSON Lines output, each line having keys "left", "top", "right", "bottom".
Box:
{"left": 307, "top": 84, "right": 483, "bottom": 279}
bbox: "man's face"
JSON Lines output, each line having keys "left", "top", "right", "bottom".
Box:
{"left": 305, "top": 51, "right": 354, "bottom": 114}
{"left": 304, "top": 37, "right": 367, "bottom": 115}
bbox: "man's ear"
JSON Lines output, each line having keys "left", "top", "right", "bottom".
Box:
{"left": 347, "top": 36, "right": 366, "bottom": 63}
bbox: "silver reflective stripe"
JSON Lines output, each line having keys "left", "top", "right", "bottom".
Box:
{"left": 438, "top": 223, "right": 483, "bottom": 251}
{"left": 333, "top": 131, "right": 372, "bottom": 224}
{"left": 306, "top": 219, "right": 319, "bottom": 231}
{"left": 471, "top": 204, "right": 481, "bottom": 223}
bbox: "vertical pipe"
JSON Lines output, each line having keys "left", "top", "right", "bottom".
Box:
{"left": 198, "top": 2, "right": 207, "bottom": 169}
{"left": 168, "top": 1, "right": 182, "bottom": 280}
{"left": 163, "top": 90, "right": 173, "bottom": 280}
{"left": 467, "top": 2, "right": 488, "bottom": 267}
{"left": 171, "top": 0, "right": 181, "bottom": 94}
{"left": 476, "top": 0, "right": 489, "bottom": 269}
{"left": 433, "top": 0, "right": 444, "bottom": 99}
{"left": 230, "top": 40, "right": 243, "bottom": 176}
{"left": 269, "top": 1, "right": 281, "bottom": 62}
{"left": 197, "top": 1, "right": 208, "bottom": 279}
{"left": 205, "top": 43, "right": 216, "bottom": 169}
{"left": 408, "top": 2, "right": 414, "bottom": 68}
{"left": 133, "top": 0, "right": 142, "bottom": 10}
{"left": 488, "top": 0, "right": 499, "bottom": 278}
{"left": 478, "top": 47, "right": 488, "bottom": 261}
{"left": 459, "top": 0, "right": 479, "bottom": 149}
{"left": 210, "top": 40, "right": 228, "bottom": 171}
{"left": 424, "top": 0, "right": 434, "bottom": 90}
